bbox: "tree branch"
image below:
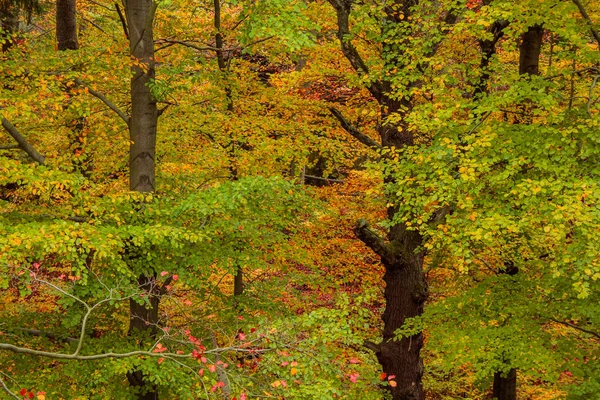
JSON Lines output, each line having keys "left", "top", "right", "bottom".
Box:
{"left": 154, "top": 39, "right": 219, "bottom": 52}
{"left": 0, "top": 374, "right": 20, "bottom": 400}
{"left": 1, "top": 118, "right": 46, "bottom": 164}
{"left": 74, "top": 79, "right": 130, "bottom": 125}
{"left": 354, "top": 219, "right": 399, "bottom": 266}
{"left": 572, "top": 0, "right": 600, "bottom": 49}
{"left": 363, "top": 340, "right": 381, "bottom": 353}
{"left": 12, "top": 328, "right": 79, "bottom": 343}
{"left": 551, "top": 319, "right": 600, "bottom": 339}
{"left": 114, "top": 3, "right": 129, "bottom": 39}
{"left": 328, "top": 107, "right": 381, "bottom": 149}
{"left": 327, "top": 0, "right": 382, "bottom": 100}
{"left": 0, "top": 144, "right": 19, "bottom": 150}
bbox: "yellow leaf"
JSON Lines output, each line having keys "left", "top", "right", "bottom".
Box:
{"left": 291, "top": 367, "right": 298, "bottom": 375}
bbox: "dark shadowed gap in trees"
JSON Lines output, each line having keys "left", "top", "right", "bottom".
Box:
{"left": 124, "top": 0, "right": 159, "bottom": 397}
{"left": 327, "top": 1, "right": 455, "bottom": 399}
{"left": 491, "top": 24, "right": 544, "bottom": 400}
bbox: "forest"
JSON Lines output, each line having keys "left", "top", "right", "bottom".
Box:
{"left": 0, "top": 0, "right": 599, "bottom": 399}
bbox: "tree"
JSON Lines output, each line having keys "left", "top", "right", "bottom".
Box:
{"left": 325, "top": 1, "right": 457, "bottom": 398}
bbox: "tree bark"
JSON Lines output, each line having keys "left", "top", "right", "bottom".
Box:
{"left": 127, "top": 0, "right": 157, "bottom": 193}
{"left": 124, "top": 0, "right": 159, "bottom": 397}
{"left": 56, "top": 0, "right": 78, "bottom": 50}
{"left": 493, "top": 369, "right": 517, "bottom": 400}
{"left": 127, "top": 275, "right": 160, "bottom": 400}
{"left": 519, "top": 25, "right": 544, "bottom": 76}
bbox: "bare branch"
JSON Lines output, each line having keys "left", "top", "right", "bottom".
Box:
{"left": 0, "top": 144, "right": 19, "bottom": 150}
{"left": 74, "top": 79, "right": 130, "bottom": 125}
{"left": 239, "top": 36, "right": 275, "bottom": 52}
{"left": 1, "top": 118, "right": 46, "bottom": 164}
{"left": 303, "top": 174, "right": 345, "bottom": 183}
{"left": 0, "top": 374, "right": 20, "bottom": 400}
{"left": 572, "top": 0, "right": 600, "bottom": 49}
{"left": 155, "top": 39, "right": 219, "bottom": 52}
{"left": 329, "top": 107, "right": 381, "bottom": 149}
{"left": 114, "top": 3, "right": 129, "bottom": 39}
{"left": 551, "top": 319, "right": 600, "bottom": 339}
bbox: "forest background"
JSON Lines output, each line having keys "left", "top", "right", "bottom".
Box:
{"left": 0, "top": 0, "right": 599, "bottom": 399}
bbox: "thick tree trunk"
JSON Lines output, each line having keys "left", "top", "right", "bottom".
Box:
{"left": 493, "top": 369, "right": 517, "bottom": 400}
{"left": 377, "top": 261, "right": 427, "bottom": 400}
{"left": 328, "top": 0, "right": 429, "bottom": 398}
{"left": 56, "top": 0, "right": 78, "bottom": 50}
{"left": 124, "top": 0, "right": 158, "bottom": 398}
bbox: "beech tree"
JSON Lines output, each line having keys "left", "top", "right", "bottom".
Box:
{"left": 0, "top": 0, "right": 598, "bottom": 399}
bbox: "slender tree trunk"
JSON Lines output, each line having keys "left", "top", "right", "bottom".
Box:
{"left": 127, "top": 0, "right": 157, "bottom": 194}
{"left": 492, "top": 24, "right": 543, "bottom": 400}
{"left": 55, "top": 0, "right": 89, "bottom": 175}
{"left": 56, "top": 0, "right": 78, "bottom": 50}
{"left": 213, "top": 0, "right": 243, "bottom": 297}
{"left": 124, "top": 0, "right": 158, "bottom": 398}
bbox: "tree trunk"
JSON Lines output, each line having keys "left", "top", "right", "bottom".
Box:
{"left": 56, "top": 0, "right": 78, "bottom": 50}
{"left": 127, "top": 0, "right": 157, "bottom": 193}
{"left": 1, "top": 8, "right": 19, "bottom": 52}
{"left": 55, "top": 0, "right": 89, "bottom": 176}
{"left": 328, "top": 0, "right": 429, "bottom": 397}
{"left": 493, "top": 369, "right": 517, "bottom": 400}
{"left": 377, "top": 262, "right": 427, "bottom": 400}
{"left": 519, "top": 25, "right": 544, "bottom": 75}
{"left": 124, "top": 0, "right": 158, "bottom": 397}
{"left": 492, "top": 24, "right": 543, "bottom": 400}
